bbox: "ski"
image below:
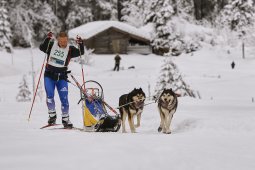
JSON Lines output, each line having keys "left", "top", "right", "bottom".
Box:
{"left": 49, "top": 127, "right": 84, "bottom": 131}
{"left": 40, "top": 124, "right": 61, "bottom": 129}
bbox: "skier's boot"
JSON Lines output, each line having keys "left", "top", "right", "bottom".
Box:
{"left": 62, "top": 115, "right": 73, "bottom": 129}
{"left": 48, "top": 111, "right": 57, "bottom": 125}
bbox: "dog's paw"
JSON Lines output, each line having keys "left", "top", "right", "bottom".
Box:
{"left": 135, "top": 124, "right": 140, "bottom": 128}
{"left": 158, "top": 127, "right": 162, "bottom": 132}
{"left": 164, "top": 131, "right": 171, "bottom": 134}
{"left": 131, "top": 129, "right": 137, "bottom": 133}
{"left": 122, "top": 130, "right": 127, "bottom": 133}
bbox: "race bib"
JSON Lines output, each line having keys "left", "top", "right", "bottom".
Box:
{"left": 48, "top": 41, "right": 70, "bottom": 68}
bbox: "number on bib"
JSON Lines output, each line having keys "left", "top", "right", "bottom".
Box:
{"left": 53, "top": 50, "right": 64, "bottom": 58}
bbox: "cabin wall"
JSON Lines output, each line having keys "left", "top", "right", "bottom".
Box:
{"left": 84, "top": 28, "right": 150, "bottom": 54}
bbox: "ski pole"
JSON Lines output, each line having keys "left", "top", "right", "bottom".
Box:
{"left": 77, "top": 35, "right": 87, "bottom": 125}
{"left": 77, "top": 35, "right": 85, "bottom": 86}
{"left": 27, "top": 39, "right": 51, "bottom": 121}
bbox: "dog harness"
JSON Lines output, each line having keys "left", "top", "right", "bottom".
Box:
{"left": 124, "top": 95, "right": 144, "bottom": 113}
{"left": 159, "top": 98, "right": 177, "bottom": 110}
{"left": 130, "top": 100, "right": 144, "bottom": 112}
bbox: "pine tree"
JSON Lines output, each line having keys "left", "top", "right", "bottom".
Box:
{"left": 117, "top": 0, "right": 125, "bottom": 20}
{"left": 72, "top": 47, "right": 94, "bottom": 66}
{"left": 10, "top": 0, "right": 60, "bottom": 47}
{"left": 145, "top": 0, "right": 177, "bottom": 55}
{"left": 110, "top": 0, "right": 118, "bottom": 20}
{"left": 82, "top": 47, "right": 94, "bottom": 65}
{"left": 121, "top": 0, "right": 145, "bottom": 27}
{"left": 154, "top": 57, "right": 196, "bottom": 98}
{"left": 216, "top": 0, "right": 255, "bottom": 36}
{"left": 90, "top": 0, "right": 117, "bottom": 21}
{"left": 16, "top": 75, "right": 31, "bottom": 102}
{"left": 65, "top": 5, "right": 93, "bottom": 30}
{"left": 174, "top": 0, "right": 195, "bottom": 21}
{"left": 53, "top": 0, "right": 75, "bottom": 30}
{"left": 33, "top": 1, "right": 61, "bottom": 41}
{"left": 0, "top": 0, "right": 12, "bottom": 52}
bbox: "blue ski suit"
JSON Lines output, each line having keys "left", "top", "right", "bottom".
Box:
{"left": 39, "top": 37, "right": 84, "bottom": 116}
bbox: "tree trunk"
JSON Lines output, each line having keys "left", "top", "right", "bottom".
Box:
{"left": 117, "top": 0, "right": 124, "bottom": 21}
{"left": 193, "top": 0, "right": 202, "bottom": 20}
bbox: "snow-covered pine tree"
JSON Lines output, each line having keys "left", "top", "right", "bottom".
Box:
{"left": 174, "top": 0, "right": 194, "bottom": 21}
{"left": 33, "top": 2, "right": 61, "bottom": 41}
{"left": 91, "top": 0, "right": 117, "bottom": 21}
{"left": 65, "top": 5, "right": 93, "bottom": 30}
{"left": 110, "top": 0, "right": 118, "bottom": 20}
{"left": 9, "top": 1, "right": 30, "bottom": 47}
{"left": 216, "top": 0, "right": 255, "bottom": 37}
{"left": 53, "top": 0, "right": 75, "bottom": 30}
{"left": 121, "top": 0, "right": 145, "bottom": 27}
{"left": 10, "top": 0, "right": 60, "bottom": 47}
{"left": 154, "top": 57, "right": 196, "bottom": 98}
{"left": 16, "top": 75, "right": 31, "bottom": 102}
{"left": 145, "top": 0, "right": 182, "bottom": 56}
{"left": 82, "top": 47, "right": 94, "bottom": 65}
{"left": 72, "top": 47, "right": 94, "bottom": 66}
{"left": 0, "top": 0, "right": 12, "bottom": 52}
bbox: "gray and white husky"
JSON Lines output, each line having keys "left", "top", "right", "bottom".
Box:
{"left": 157, "top": 88, "right": 178, "bottom": 134}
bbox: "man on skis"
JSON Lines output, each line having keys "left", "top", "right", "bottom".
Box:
{"left": 39, "top": 32, "right": 84, "bottom": 128}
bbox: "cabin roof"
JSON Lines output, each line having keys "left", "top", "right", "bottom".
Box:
{"left": 68, "top": 21, "right": 151, "bottom": 42}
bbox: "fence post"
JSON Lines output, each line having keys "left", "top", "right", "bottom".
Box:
{"left": 242, "top": 41, "right": 245, "bottom": 59}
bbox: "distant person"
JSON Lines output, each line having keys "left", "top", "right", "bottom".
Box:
{"left": 231, "top": 61, "right": 235, "bottom": 69}
{"left": 39, "top": 31, "right": 84, "bottom": 128}
{"left": 114, "top": 53, "right": 121, "bottom": 71}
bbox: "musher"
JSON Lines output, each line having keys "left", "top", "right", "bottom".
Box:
{"left": 39, "top": 31, "right": 84, "bottom": 128}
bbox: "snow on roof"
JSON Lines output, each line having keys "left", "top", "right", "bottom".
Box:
{"left": 68, "top": 21, "right": 151, "bottom": 41}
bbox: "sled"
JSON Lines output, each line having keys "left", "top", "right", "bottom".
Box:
{"left": 79, "top": 80, "right": 121, "bottom": 132}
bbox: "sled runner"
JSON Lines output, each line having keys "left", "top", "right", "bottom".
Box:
{"left": 79, "top": 80, "right": 121, "bottom": 132}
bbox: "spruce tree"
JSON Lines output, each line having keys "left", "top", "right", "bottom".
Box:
{"left": 174, "top": 0, "right": 194, "bottom": 20}
{"left": 91, "top": 0, "right": 117, "bottom": 21}
{"left": 154, "top": 57, "right": 196, "bottom": 98}
{"left": 145, "top": 0, "right": 177, "bottom": 55}
{"left": 73, "top": 47, "right": 94, "bottom": 66}
{"left": 16, "top": 75, "right": 31, "bottom": 102}
{"left": 65, "top": 5, "right": 93, "bottom": 30}
{"left": 0, "top": 0, "right": 12, "bottom": 52}
{"left": 121, "top": 0, "right": 145, "bottom": 27}
{"left": 10, "top": 0, "right": 60, "bottom": 47}
{"left": 216, "top": 0, "right": 255, "bottom": 36}
{"left": 110, "top": 0, "right": 118, "bottom": 20}
{"left": 33, "top": 1, "right": 61, "bottom": 41}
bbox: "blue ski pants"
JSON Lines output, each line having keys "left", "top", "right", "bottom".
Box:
{"left": 44, "top": 76, "right": 69, "bottom": 116}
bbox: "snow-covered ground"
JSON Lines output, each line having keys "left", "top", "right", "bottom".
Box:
{"left": 0, "top": 45, "right": 255, "bottom": 170}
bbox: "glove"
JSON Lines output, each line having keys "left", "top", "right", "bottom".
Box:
{"left": 76, "top": 35, "right": 83, "bottom": 44}
{"left": 47, "top": 31, "right": 53, "bottom": 39}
